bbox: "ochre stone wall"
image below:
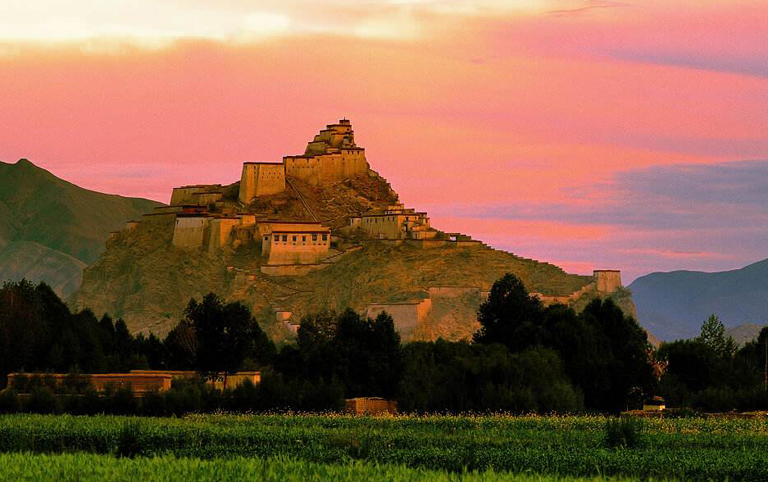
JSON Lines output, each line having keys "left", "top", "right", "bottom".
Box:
{"left": 351, "top": 206, "right": 431, "bottom": 240}
{"left": 344, "top": 397, "right": 397, "bottom": 415}
{"left": 262, "top": 229, "right": 331, "bottom": 264}
{"left": 239, "top": 163, "right": 286, "bottom": 204}
{"left": 170, "top": 185, "right": 221, "bottom": 205}
{"left": 366, "top": 299, "right": 432, "bottom": 336}
{"left": 172, "top": 216, "right": 209, "bottom": 248}
{"left": 284, "top": 152, "right": 368, "bottom": 186}
{"left": 208, "top": 218, "right": 240, "bottom": 252}
{"left": 594, "top": 270, "right": 622, "bottom": 293}
{"left": 194, "top": 192, "right": 223, "bottom": 206}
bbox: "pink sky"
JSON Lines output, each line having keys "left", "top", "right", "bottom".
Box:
{"left": 1, "top": 0, "right": 767, "bottom": 282}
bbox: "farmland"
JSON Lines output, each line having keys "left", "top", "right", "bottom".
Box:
{"left": 0, "top": 452, "right": 667, "bottom": 482}
{"left": 1, "top": 414, "right": 768, "bottom": 481}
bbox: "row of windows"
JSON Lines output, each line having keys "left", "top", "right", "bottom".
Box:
{"left": 363, "top": 216, "right": 414, "bottom": 223}
{"left": 264, "top": 234, "right": 328, "bottom": 244}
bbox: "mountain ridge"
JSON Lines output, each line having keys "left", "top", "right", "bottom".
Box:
{"left": 629, "top": 258, "right": 768, "bottom": 341}
{"left": 0, "top": 158, "right": 162, "bottom": 295}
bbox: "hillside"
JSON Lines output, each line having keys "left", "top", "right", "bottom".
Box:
{"left": 0, "top": 159, "right": 162, "bottom": 295}
{"left": 726, "top": 324, "right": 767, "bottom": 345}
{"left": 629, "top": 258, "right": 768, "bottom": 341}
{"left": 72, "top": 119, "right": 634, "bottom": 342}
{"left": 73, "top": 188, "right": 619, "bottom": 342}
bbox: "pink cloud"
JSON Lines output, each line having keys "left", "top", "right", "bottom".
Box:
{"left": 0, "top": 1, "right": 766, "bottom": 281}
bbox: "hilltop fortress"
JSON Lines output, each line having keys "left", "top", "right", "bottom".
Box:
{"left": 91, "top": 119, "right": 627, "bottom": 339}
{"left": 136, "top": 119, "right": 470, "bottom": 269}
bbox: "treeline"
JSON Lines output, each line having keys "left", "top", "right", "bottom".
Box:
{"left": 658, "top": 315, "right": 768, "bottom": 411}
{"left": 2, "top": 275, "right": 766, "bottom": 414}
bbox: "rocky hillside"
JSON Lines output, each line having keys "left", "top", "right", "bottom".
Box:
{"left": 73, "top": 170, "right": 628, "bottom": 343}
{"left": 629, "top": 258, "right": 768, "bottom": 341}
{"left": 0, "top": 159, "right": 162, "bottom": 296}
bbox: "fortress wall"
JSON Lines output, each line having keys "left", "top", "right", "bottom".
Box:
{"left": 428, "top": 287, "right": 480, "bottom": 298}
{"left": 260, "top": 264, "right": 326, "bottom": 276}
{"left": 264, "top": 230, "right": 331, "bottom": 264}
{"left": 239, "top": 163, "right": 285, "bottom": 203}
{"left": 284, "top": 152, "right": 369, "bottom": 186}
{"left": 171, "top": 187, "right": 205, "bottom": 205}
{"left": 359, "top": 215, "right": 404, "bottom": 239}
{"left": 208, "top": 218, "right": 240, "bottom": 252}
{"left": 141, "top": 212, "right": 177, "bottom": 224}
{"left": 594, "top": 270, "right": 622, "bottom": 293}
{"left": 366, "top": 299, "right": 432, "bottom": 335}
{"left": 172, "top": 216, "right": 210, "bottom": 248}
{"left": 195, "top": 192, "right": 222, "bottom": 206}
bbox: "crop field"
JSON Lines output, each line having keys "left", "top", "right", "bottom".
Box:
{"left": 1, "top": 414, "right": 767, "bottom": 481}
{"left": 0, "top": 453, "right": 670, "bottom": 482}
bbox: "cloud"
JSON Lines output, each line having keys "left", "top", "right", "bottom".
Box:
{"left": 610, "top": 51, "right": 768, "bottom": 79}
{"left": 427, "top": 161, "right": 768, "bottom": 281}
{"left": 546, "top": 1, "right": 632, "bottom": 17}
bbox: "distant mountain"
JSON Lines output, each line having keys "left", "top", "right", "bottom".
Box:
{"left": 726, "top": 324, "right": 767, "bottom": 346}
{"left": 0, "top": 159, "right": 162, "bottom": 296}
{"left": 629, "top": 259, "right": 768, "bottom": 341}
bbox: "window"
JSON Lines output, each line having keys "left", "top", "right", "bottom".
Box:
{"left": 292, "top": 236, "right": 297, "bottom": 242}
{"left": 312, "top": 234, "right": 318, "bottom": 241}
{"left": 322, "top": 234, "right": 328, "bottom": 241}
{"left": 264, "top": 236, "right": 269, "bottom": 242}
{"left": 282, "top": 235, "right": 288, "bottom": 242}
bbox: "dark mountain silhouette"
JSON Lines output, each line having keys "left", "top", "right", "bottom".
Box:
{"left": 0, "top": 159, "right": 161, "bottom": 295}
{"left": 629, "top": 259, "right": 768, "bottom": 341}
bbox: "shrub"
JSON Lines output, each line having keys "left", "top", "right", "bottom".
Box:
{"left": 24, "top": 387, "right": 61, "bottom": 414}
{"left": 0, "top": 389, "right": 21, "bottom": 414}
{"left": 116, "top": 422, "right": 144, "bottom": 458}
{"left": 141, "top": 389, "right": 167, "bottom": 417}
{"left": 603, "top": 416, "right": 644, "bottom": 449}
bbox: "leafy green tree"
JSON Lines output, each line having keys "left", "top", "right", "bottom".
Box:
{"left": 577, "top": 298, "right": 656, "bottom": 411}
{"left": 164, "top": 320, "right": 197, "bottom": 370}
{"left": 290, "top": 308, "right": 402, "bottom": 399}
{"left": 184, "top": 293, "right": 275, "bottom": 377}
{"left": 697, "top": 315, "right": 737, "bottom": 358}
{"left": 473, "top": 273, "right": 544, "bottom": 351}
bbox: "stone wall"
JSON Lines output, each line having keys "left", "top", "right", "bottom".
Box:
{"left": 284, "top": 152, "right": 369, "bottom": 186}
{"left": 366, "top": 299, "right": 432, "bottom": 337}
{"left": 594, "top": 270, "right": 622, "bottom": 293}
{"left": 172, "top": 216, "right": 209, "bottom": 248}
{"left": 170, "top": 185, "right": 221, "bottom": 205}
{"left": 263, "top": 230, "right": 331, "bottom": 264}
{"left": 208, "top": 218, "right": 240, "bottom": 252}
{"left": 239, "top": 162, "right": 286, "bottom": 204}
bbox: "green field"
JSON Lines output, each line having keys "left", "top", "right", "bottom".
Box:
{"left": 0, "top": 452, "right": 671, "bottom": 482}
{"left": 1, "top": 414, "right": 767, "bottom": 481}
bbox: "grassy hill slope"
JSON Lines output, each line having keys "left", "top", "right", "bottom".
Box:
{"left": 0, "top": 159, "right": 162, "bottom": 295}
{"left": 73, "top": 216, "right": 594, "bottom": 341}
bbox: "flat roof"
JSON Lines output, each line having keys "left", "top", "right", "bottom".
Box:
{"left": 359, "top": 212, "right": 427, "bottom": 218}
{"left": 259, "top": 220, "right": 325, "bottom": 225}
{"left": 243, "top": 162, "right": 284, "bottom": 165}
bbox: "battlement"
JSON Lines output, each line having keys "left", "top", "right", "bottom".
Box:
{"left": 239, "top": 162, "right": 285, "bottom": 204}
{"left": 284, "top": 119, "right": 369, "bottom": 186}
{"left": 594, "top": 270, "right": 622, "bottom": 293}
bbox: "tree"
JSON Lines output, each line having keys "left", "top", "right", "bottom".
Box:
{"left": 164, "top": 320, "right": 197, "bottom": 370}
{"left": 184, "top": 293, "right": 275, "bottom": 377}
{"left": 696, "top": 315, "right": 737, "bottom": 358}
{"left": 577, "top": 298, "right": 656, "bottom": 411}
{"left": 293, "top": 308, "right": 403, "bottom": 398}
{"left": 473, "top": 273, "right": 544, "bottom": 351}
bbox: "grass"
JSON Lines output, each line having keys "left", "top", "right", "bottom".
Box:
{"left": 0, "top": 452, "right": 672, "bottom": 482}
{"left": 1, "top": 414, "right": 768, "bottom": 480}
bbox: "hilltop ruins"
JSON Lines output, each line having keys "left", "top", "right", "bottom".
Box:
{"left": 97, "top": 119, "right": 625, "bottom": 338}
